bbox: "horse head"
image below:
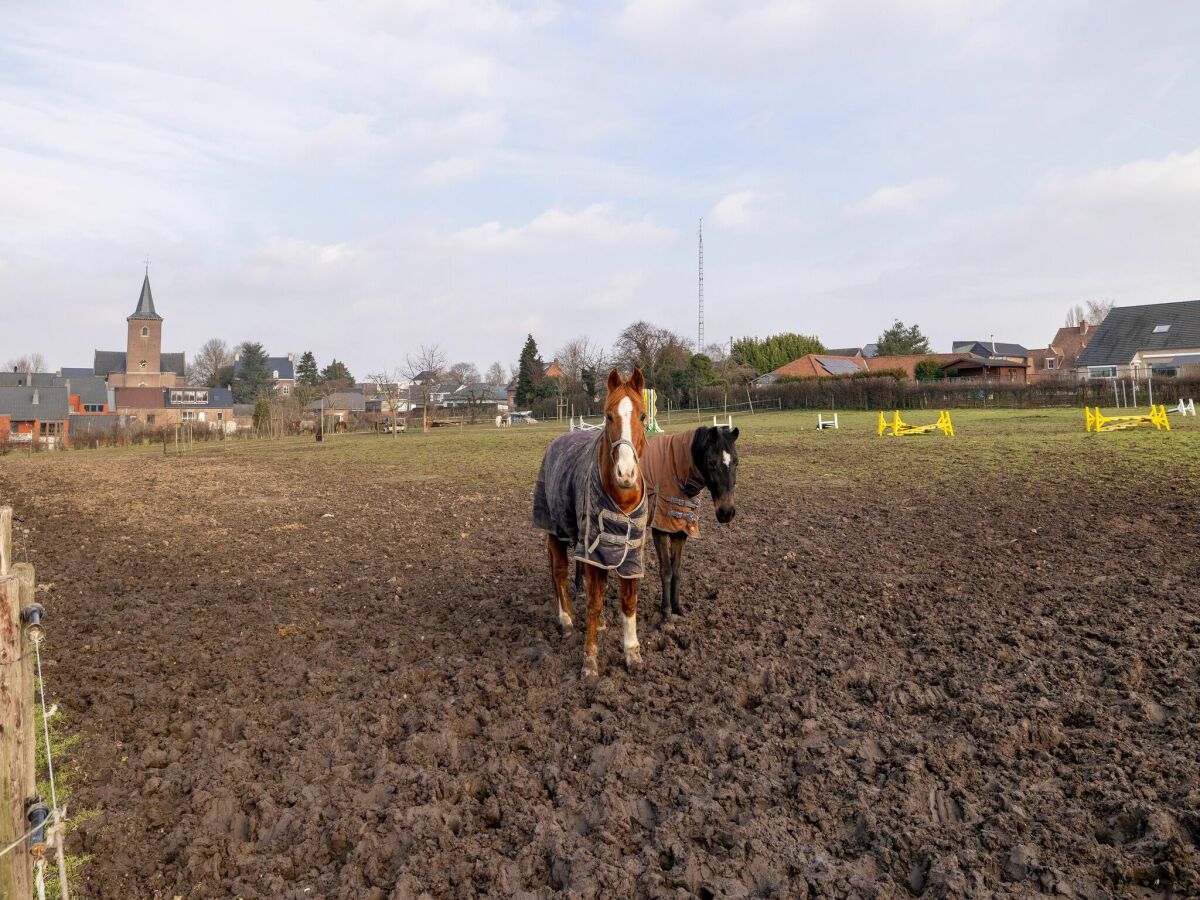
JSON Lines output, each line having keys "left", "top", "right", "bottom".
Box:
{"left": 694, "top": 425, "right": 739, "bottom": 523}
{"left": 601, "top": 367, "right": 646, "bottom": 499}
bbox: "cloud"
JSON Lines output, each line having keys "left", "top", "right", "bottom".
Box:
{"left": 843, "top": 177, "right": 955, "bottom": 218}
{"left": 450, "top": 203, "right": 677, "bottom": 250}
{"left": 708, "top": 190, "right": 766, "bottom": 230}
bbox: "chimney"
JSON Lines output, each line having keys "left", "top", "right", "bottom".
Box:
{"left": 32, "top": 389, "right": 39, "bottom": 405}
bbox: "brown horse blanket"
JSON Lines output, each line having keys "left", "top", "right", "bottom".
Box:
{"left": 532, "top": 429, "right": 648, "bottom": 578}
{"left": 642, "top": 429, "right": 704, "bottom": 537}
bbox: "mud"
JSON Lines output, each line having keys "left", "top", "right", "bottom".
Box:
{"left": 1, "top": 433, "right": 1197, "bottom": 898}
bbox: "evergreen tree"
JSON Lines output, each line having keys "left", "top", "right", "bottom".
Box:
{"left": 296, "top": 351, "right": 320, "bottom": 385}
{"left": 515, "top": 334, "right": 543, "bottom": 407}
{"left": 320, "top": 359, "right": 353, "bottom": 385}
{"left": 914, "top": 357, "right": 943, "bottom": 381}
{"left": 732, "top": 333, "right": 825, "bottom": 374}
{"left": 875, "top": 320, "right": 931, "bottom": 356}
{"left": 233, "top": 341, "right": 276, "bottom": 403}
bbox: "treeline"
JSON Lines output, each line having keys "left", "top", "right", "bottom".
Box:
{"left": 188, "top": 339, "right": 352, "bottom": 404}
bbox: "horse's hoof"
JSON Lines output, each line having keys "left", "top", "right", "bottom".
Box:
{"left": 559, "top": 612, "right": 574, "bottom": 631}
{"left": 581, "top": 658, "right": 599, "bottom": 679}
{"left": 671, "top": 601, "right": 688, "bottom": 616}
{"left": 624, "top": 646, "right": 643, "bottom": 671}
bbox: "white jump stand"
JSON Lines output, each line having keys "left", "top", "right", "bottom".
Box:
{"left": 817, "top": 412, "right": 839, "bottom": 430}
{"left": 712, "top": 415, "right": 733, "bottom": 429}
{"left": 1169, "top": 398, "right": 1196, "bottom": 416}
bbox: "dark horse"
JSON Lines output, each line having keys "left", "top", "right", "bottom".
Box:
{"left": 533, "top": 369, "right": 648, "bottom": 676}
{"left": 642, "top": 425, "right": 739, "bottom": 620}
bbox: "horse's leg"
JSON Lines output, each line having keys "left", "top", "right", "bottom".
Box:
{"left": 619, "top": 577, "right": 642, "bottom": 670}
{"left": 547, "top": 534, "right": 573, "bottom": 630}
{"left": 573, "top": 556, "right": 604, "bottom": 629}
{"left": 669, "top": 533, "right": 687, "bottom": 616}
{"left": 582, "top": 565, "right": 607, "bottom": 677}
{"left": 653, "top": 529, "right": 673, "bottom": 621}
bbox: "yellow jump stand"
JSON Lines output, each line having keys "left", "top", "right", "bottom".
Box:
{"left": 878, "top": 410, "right": 955, "bottom": 437}
{"left": 1084, "top": 405, "right": 1170, "bottom": 433}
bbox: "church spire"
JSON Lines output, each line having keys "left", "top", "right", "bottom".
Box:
{"left": 129, "top": 270, "right": 162, "bottom": 320}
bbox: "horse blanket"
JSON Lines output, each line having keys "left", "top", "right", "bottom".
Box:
{"left": 641, "top": 429, "right": 704, "bottom": 537}
{"left": 532, "top": 429, "right": 648, "bottom": 579}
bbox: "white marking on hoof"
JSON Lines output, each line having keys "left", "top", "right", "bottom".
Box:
{"left": 623, "top": 612, "right": 639, "bottom": 663}
{"left": 582, "top": 656, "right": 599, "bottom": 678}
{"left": 559, "top": 610, "right": 573, "bottom": 631}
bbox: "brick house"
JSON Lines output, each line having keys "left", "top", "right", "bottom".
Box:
{"left": 0, "top": 385, "right": 71, "bottom": 448}
{"left": 1026, "top": 323, "right": 1094, "bottom": 381}
{"left": 234, "top": 352, "right": 296, "bottom": 398}
{"left": 114, "top": 386, "right": 234, "bottom": 429}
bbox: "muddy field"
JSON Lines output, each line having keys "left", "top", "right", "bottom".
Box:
{"left": 1, "top": 410, "right": 1198, "bottom": 898}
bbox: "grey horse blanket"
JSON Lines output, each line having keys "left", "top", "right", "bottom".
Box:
{"left": 532, "top": 429, "right": 648, "bottom": 579}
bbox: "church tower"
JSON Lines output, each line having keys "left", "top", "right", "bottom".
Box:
{"left": 126, "top": 271, "right": 163, "bottom": 386}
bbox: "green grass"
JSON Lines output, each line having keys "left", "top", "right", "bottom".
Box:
{"left": 34, "top": 684, "right": 95, "bottom": 900}
{"left": 7, "top": 406, "right": 1200, "bottom": 495}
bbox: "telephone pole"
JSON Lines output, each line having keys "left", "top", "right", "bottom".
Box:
{"left": 697, "top": 219, "right": 705, "bottom": 354}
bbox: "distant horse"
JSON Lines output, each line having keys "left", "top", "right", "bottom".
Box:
{"left": 533, "top": 368, "right": 648, "bottom": 677}
{"left": 642, "top": 425, "right": 739, "bottom": 620}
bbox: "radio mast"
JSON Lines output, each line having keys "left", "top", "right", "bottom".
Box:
{"left": 697, "top": 219, "right": 705, "bottom": 353}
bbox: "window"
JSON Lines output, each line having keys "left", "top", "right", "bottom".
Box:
{"left": 141, "top": 326, "right": 149, "bottom": 337}
{"left": 181, "top": 411, "right": 198, "bottom": 422}
{"left": 146, "top": 414, "right": 155, "bottom": 424}
{"left": 1153, "top": 324, "right": 1171, "bottom": 334}
{"left": 83, "top": 404, "right": 104, "bottom": 413}
{"left": 169, "top": 389, "right": 209, "bottom": 405}
{"left": 1045, "top": 358, "right": 1057, "bottom": 369}
{"left": 217, "top": 412, "right": 224, "bottom": 420}
{"left": 1088, "top": 366, "right": 1117, "bottom": 379}
{"left": 1150, "top": 363, "right": 1178, "bottom": 377}
{"left": 282, "top": 384, "right": 290, "bottom": 397}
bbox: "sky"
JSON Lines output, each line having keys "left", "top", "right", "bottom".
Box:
{"left": 2, "top": 0, "right": 1200, "bottom": 377}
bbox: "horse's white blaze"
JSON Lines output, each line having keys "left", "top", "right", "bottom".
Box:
{"left": 623, "top": 611, "right": 638, "bottom": 650}
{"left": 614, "top": 396, "right": 637, "bottom": 481}
{"left": 722, "top": 451, "right": 732, "bottom": 468}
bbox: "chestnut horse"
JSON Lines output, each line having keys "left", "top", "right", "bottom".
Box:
{"left": 532, "top": 369, "right": 648, "bottom": 676}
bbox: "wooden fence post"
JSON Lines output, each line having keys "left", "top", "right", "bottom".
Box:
{"left": 0, "top": 503, "right": 33, "bottom": 898}
{"left": 14, "top": 563, "right": 36, "bottom": 822}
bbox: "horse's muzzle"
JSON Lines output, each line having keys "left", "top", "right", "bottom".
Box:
{"left": 716, "top": 502, "right": 736, "bottom": 524}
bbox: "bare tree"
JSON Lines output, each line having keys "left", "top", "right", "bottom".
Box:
{"left": 484, "top": 361, "right": 506, "bottom": 385}
{"left": 369, "top": 369, "right": 408, "bottom": 438}
{"left": 555, "top": 336, "right": 607, "bottom": 383}
{"left": 4, "top": 352, "right": 47, "bottom": 373}
{"left": 402, "top": 344, "right": 448, "bottom": 432}
{"left": 447, "top": 361, "right": 480, "bottom": 385}
{"left": 1067, "top": 300, "right": 1114, "bottom": 328}
{"left": 190, "top": 338, "right": 235, "bottom": 386}
{"left": 1085, "top": 299, "right": 1114, "bottom": 324}
{"left": 611, "top": 321, "right": 692, "bottom": 391}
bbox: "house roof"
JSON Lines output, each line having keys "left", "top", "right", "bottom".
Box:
{"left": 446, "top": 383, "right": 508, "bottom": 403}
{"left": 0, "top": 386, "right": 70, "bottom": 420}
{"left": 940, "top": 355, "right": 1027, "bottom": 371}
{"left": 236, "top": 354, "right": 294, "bottom": 380}
{"left": 951, "top": 340, "right": 1029, "bottom": 358}
{"left": 1075, "top": 300, "right": 1200, "bottom": 367}
{"left": 768, "top": 354, "right": 869, "bottom": 379}
{"left": 164, "top": 386, "right": 234, "bottom": 408}
{"left": 306, "top": 392, "right": 365, "bottom": 412}
{"left": 824, "top": 347, "right": 863, "bottom": 358}
{"left": 129, "top": 273, "right": 162, "bottom": 320}
{"left": 93, "top": 350, "right": 186, "bottom": 377}
{"left": 114, "top": 387, "right": 167, "bottom": 409}
{"left": 0, "top": 372, "right": 109, "bottom": 405}
{"left": 59, "top": 367, "right": 95, "bottom": 378}
{"left": 862, "top": 343, "right": 879, "bottom": 357}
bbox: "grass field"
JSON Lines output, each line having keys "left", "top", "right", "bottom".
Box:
{"left": 1, "top": 406, "right": 1197, "bottom": 897}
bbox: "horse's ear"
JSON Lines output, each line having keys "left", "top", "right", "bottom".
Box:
{"left": 606, "top": 369, "right": 623, "bottom": 392}
{"left": 629, "top": 367, "right": 645, "bottom": 393}
{"left": 729, "top": 427, "right": 739, "bottom": 442}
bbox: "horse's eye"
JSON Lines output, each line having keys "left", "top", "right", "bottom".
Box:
{"left": 640, "top": 413, "right": 646, "bottom": 423}
{"left": 605, "top": 414, "right": 613, "bottom": 422}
